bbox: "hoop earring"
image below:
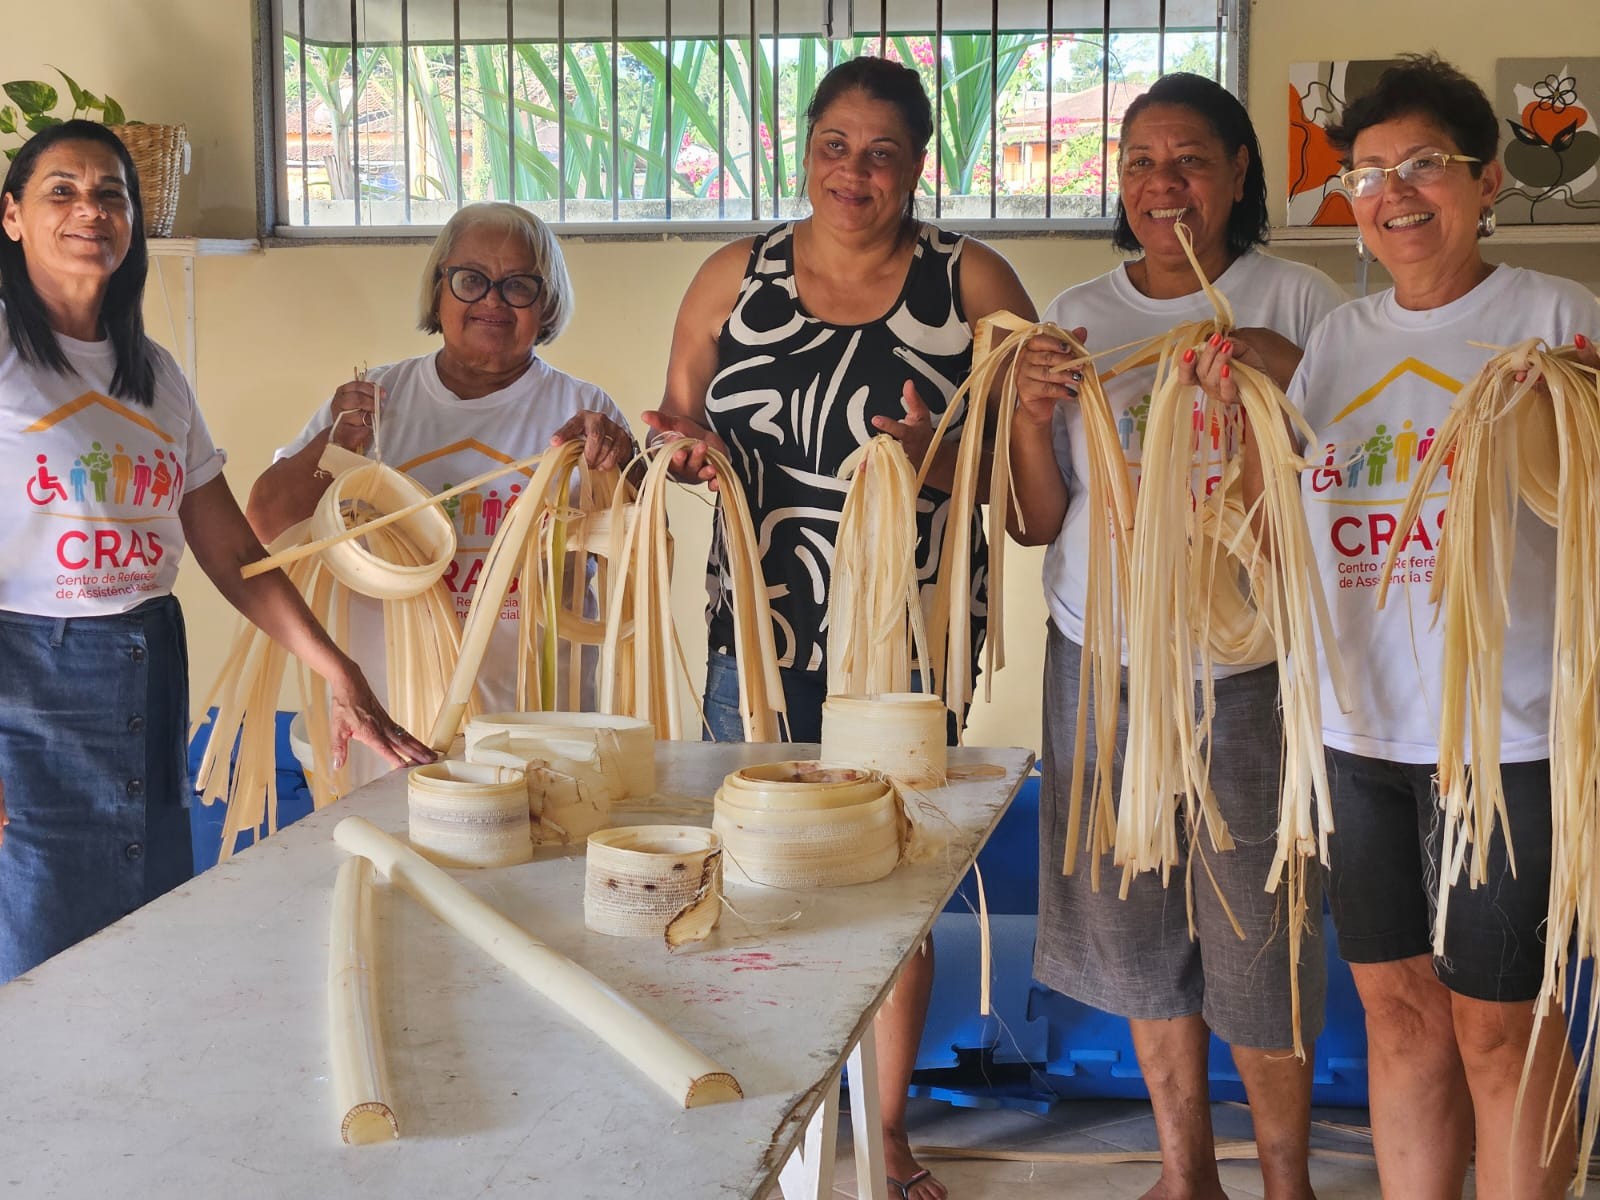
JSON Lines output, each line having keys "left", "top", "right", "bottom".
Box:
{"left": 1477, "top": 207, "right": 1497, "bottom": 239}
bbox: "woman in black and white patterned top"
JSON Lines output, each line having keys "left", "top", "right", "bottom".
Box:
{"left": 645, "top": 55, "right": 1034, "bottom": 1200}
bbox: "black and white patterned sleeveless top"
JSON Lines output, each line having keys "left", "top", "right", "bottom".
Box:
{"left": 704, "top": 221, "right": 988, "bottom": 675}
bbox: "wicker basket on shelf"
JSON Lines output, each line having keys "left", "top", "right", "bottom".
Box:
{"left": 107, "top": 123, "right": 188, "bottom": 237}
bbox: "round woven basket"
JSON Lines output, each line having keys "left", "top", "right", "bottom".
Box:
{"left": 107, "top": 123, "right": 188, "bottom": 237}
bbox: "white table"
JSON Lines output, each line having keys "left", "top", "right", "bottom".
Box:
{"left": 0, "top": 742, "right": 1033, "bottom": 1199}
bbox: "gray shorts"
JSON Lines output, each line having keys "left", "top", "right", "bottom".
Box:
{"left": 1034, "top": 624, "right": 1326, "bottom": 1050}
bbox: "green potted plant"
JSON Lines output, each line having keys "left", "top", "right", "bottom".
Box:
{"left": 0, "top": 68, "right": 127, "bottom": 157}
{"left": 0, "top": 67, "right": 186, "bottom": 237}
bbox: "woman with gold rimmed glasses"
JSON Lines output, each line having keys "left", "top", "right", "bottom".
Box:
{"left": 1191, "top": 55, "right": 1600, "bottom": 1198}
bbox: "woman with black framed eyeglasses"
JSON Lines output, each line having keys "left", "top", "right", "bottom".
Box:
{"left": 1189, "top": 54, "right": 1600, "bottom": 1197}
{"left": 248, "top": 202, "right": 634, "bottom": 782}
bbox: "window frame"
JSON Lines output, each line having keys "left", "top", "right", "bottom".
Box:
{"left": 253, "top": 0, "right": 1248, "bottom": 242}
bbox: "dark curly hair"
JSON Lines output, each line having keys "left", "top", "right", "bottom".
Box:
{"left": 1112, "top": 72, "right": 1269, "bottom": 256}
{"left": 804, "top": 56, "right": 934, "bottom": 231}
{"left": 1324, "top": 53, "right": 1498, "bottom": 173}
{"left": 0, "top": 120, "right": 154, "bottom": 406}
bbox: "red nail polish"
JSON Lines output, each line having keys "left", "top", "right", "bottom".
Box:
{"left": 1182, "top": 348, "right": 1196, "bottom": 363}
{"left": 1220, "top": 364, "right": 1231, "bottom": 380}
{"left": 1579, "top": 334, "right": 1591, "bottom": 349}
{"left": 1209, "top": 333, "right": 1222, "bottom": 347}
{"left": 1221, "top": 341, "right": 1233, "bottom": 355}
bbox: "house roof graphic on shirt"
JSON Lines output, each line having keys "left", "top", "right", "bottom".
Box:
{"left": 23, "top": 391, "right": 177, "bottom": 442}
{"left": 398, "top": 438, "right": 536, "bottom": 476}
{"left": 1329, "top": 357, "right": 1462, "bottom": 425}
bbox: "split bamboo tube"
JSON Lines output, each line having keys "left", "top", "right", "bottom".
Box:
{"left": 310, "top": 446, "right": 455, "bottom": 600}
{"left": 584, "top": 825, "right": 723, "bottom": 948}
{"left": 327, "top": 855, "right": 399, "bottom": 1144}
{"left": 465, "top": 711, "right": 656, "bottom": 799}
{"left": 820, "top": 694, "right": 947, "bottom": 789}
{"left": 467, "top": 730, "right": 613, "bottom": 843}
{"left": 333, "top": 816, "right": 744, "bottom": 1108}
{"left": 406, "top": 761, "right": 533, "bottom": 869}
{"left": 713, "top": 762, "right": 906, "bottom": 889}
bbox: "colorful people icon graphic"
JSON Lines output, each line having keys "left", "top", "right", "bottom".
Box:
{"left": 459, "top": 490, "right": 484, "bottom": 537}
{"left": 82, "top": 441, "right": 111, "bottom": 501}
{"left": 1345, "top": 443, "right": 1366, "bottom": 489}
{"left": 1310, "top": 443, "right": 1344, "bottom": 492}
{"left": 110, "top": 443, "right": 133, "bottom": 504}
{"left": 1365, "top": 423, "right": 1394, "bottom": 487}
{"left": 69, "top": 458, "right": 89, "bottom": 502}
{"left": 26, "top": 453, "right": 69, "bottom": 504}
{"left": 1393, "top": 419, "right": 1419, "bottom": 483}
{"left": 481, "top": 489, "right": 505, "bottom": 536}
{"left": 132, "top": 454, "right": 152, "bottom": 505}
{"left": 151, "top": 450, "right": 172, "bottom": 508}
{"left": 1118, "top": 409, "right": 1136, "bottom": 450}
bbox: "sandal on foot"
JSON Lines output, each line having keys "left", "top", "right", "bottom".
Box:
{"left": 887, "top": 1169, "right": 932, "bottom": 1199}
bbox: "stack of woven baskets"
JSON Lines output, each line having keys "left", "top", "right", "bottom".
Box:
{"left": 108, "top": 123, "right": 187, "bottom": 237}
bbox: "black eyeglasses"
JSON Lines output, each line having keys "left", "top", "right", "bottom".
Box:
{"left": 440, "top": 266, "right": 545, "bottom": 308}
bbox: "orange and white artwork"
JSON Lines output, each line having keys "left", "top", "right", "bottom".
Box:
{"left": 1495, "top": 59, "right": 1600, "bottom": 224}
{"left": 1286, "top": 60, "right": 1400, "bottom": 226}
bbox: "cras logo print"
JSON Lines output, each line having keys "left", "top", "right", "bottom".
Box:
{"left": 24, "top": 391, "right": 180, "bottom": 600}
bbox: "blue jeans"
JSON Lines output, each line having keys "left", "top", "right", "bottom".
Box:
{"left": 702, "top": 650, "right": 960, "bottom": 745}
{"left": 0, "top": 596, "right": 194, "bottom": 982}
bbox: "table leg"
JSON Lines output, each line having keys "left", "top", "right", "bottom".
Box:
{"left": 778, "top": 1066, "right": 840, "bottom": 1200}
{"left": 846, "top": 1022, "right": 889, "bottom": 1200}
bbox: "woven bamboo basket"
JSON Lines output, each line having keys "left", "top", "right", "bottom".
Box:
{"left": 107, "top": 123, "right": 187, "bottom": 237}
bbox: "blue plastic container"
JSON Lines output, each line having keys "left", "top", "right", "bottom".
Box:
{"left": 187, "top": 709, "right": 315, "bottom": 872}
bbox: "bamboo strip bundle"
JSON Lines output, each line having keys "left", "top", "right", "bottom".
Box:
{"left": 467, "top": 729, "right": 613, "bottom": 843}
{"left": 406, "top": 761, "right": 533, "bottom": 869}
{"left": 333, "top": 816, "right": 744, "bottom": 1108}
{"left": 712, "top": 762, "right": 908, "bottom": 888}
{"left": 327, "top": 856, "right": 399, "bottom": 1144}
{"left": 465, "top": 712, "right": 656, "bottom": 799}
{"left": 584, "top": 825, "right": 723, "bottom": 948}
{"left": 820, "top": 694, "right": 947, "bottom": 789}
{"left": 196, "top": 447, "right": 465, "bottom": 860}
{"left": 828, "top": 435, "right": 933, "bottom": 697}
{"left": 599, "top": 440, "right": 785, "bottom": 742}
{"left": 428, "top": 442, "right": 629, "bottom": 749}
{"left": 1104, "top": 223, "right": 1350, "bottom": 1055}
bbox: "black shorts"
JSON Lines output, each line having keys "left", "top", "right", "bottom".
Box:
{"left": 1323, "top": 747, "right": 1553, "bottom": 1003}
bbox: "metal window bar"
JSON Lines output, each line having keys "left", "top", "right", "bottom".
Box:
{"left": 1098, "top": 0, "right": 1110, "bottom": 218}
{"left": 988, "top": 0, "right": 997, "bottom": 220}
{"left": 748, "top": 0, "right": 758, "bottom": 223}
{"left": 402, "top": 0, "right": 412, "bottom": 221}
{"left": 558, "top": 0, "right": 567, "bottom": 220}
{"left": 1044, "top": 0, "right": 1053, "bottom": 220}
{"left": 297, "top": 0, "right": 310, "bottom": 224}
{"left": 1215, "top": 0, "right": 1225, "bottom": 84}
{"left": 718, "top": 1, "right": 726, "bottom": 219}
{"left": 612, "top": 0, "right": 621, "bottom": 220}
{"left": 348, "top": 0, "right": 361, "bottom": 224}
{"left": 507, "top": 0, "right": 516, "bottom": 203}
{"left": 664, "top": 2, "right": 673, "bottom": 220}
{"left": 770, "top": 0, "right": 778, "bottom": 219}
{"left": 933, "top": 5, "right": 943, "bottom": 219}
{"left": 877, "top": 0, "right": 885, "bottom": 57}
{"left": 1158, "top": 0, "right": 1166, "bottom": 75}
{"left": 453, "top": 0, "right": 464, "bottom": 208}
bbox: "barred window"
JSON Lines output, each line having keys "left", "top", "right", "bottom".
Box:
{"left": 266, "top": 0, "right": 1240, "bottom": 235}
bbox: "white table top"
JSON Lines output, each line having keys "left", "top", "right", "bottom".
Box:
{"left": 0, "top": 742, "right": 1033, "bottom": 1199}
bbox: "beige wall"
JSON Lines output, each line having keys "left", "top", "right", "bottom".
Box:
{"left": 6, "top": 1, "right": 1598, "bottom": 753}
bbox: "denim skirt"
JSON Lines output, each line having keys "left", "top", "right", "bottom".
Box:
{"left": 0, "top": 595, "right": 194, "bottom": 982}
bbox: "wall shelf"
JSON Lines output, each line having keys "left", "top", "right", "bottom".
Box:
{"left": 146, "top": 238, "right": 263, "bottom": 391}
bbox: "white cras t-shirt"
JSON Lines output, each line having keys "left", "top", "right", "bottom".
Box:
{"left": 1288, "top": 265, "right": 1600, "bottom": 763}
{"left": 0, "top": 319, "right": 226, "bottom": 616}
{"left": 277, "top": 352, "right": 631, "bottom": 721}
{"left": 1039, "top": 250, "right": 1346, "bottom": 672}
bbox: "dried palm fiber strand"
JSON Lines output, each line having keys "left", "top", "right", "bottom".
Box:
{"left": 828, "top": 434, "right": 935, "bottom": 697}
{"left": 195, "top": 440, "right": 465, "bottom": 861}
{"left": 465, "top": 711, "right": 656, "bottom": 799}
{"left": 327, "top": 855, "right": 399, "bottom": 1144}
{"left": 1376, "top": 341, "right": 1592, "bottom": 952}
{"left": 406, "top": 761, "right": 533, "bottom": 868}
{"left": 820, "top": 694, "right": 947, "bottom": 789}
{"left": 713, "top": 762, "right": 908, "bottom": 889}
{"left": 1107, "top": 222, "right": 1350, "bottom": 1055}
{"left": 584, "top": 825, "right": 723, "bottom": 948}
{"left": 427, "top": 441, "right": 629, "bottom": 750}
{"left": 599, "top": 439, "right": 785, "bottom": 741}
{"left": 467, "top": 729, "right": 613, "bottom": 843}
{"left": 1503, "top": 347, "right": 1600, "bottom": 1189}
{"left": 333, "top": 815, "right": 744, "bottom": 1108}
